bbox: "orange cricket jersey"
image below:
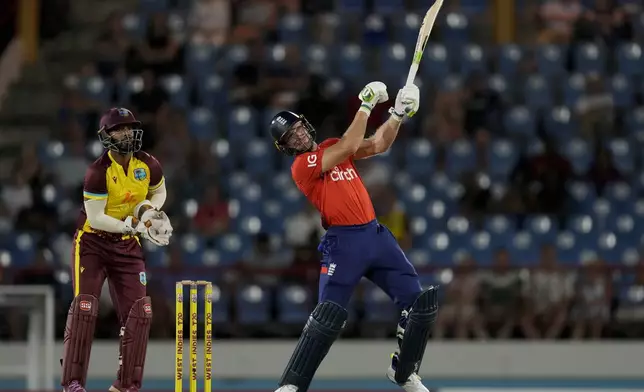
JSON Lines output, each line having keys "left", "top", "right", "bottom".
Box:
{"left": 291, "top": 138, "right": 376, "bottom": 228}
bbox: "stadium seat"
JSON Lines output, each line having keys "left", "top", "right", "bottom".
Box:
{"left": 536, "top": 45, "right": 566, "bottom": 78}
{"left": 543, "top": 106, "right": 575, "bottom": 141}
{"left": 374, "top": 0, "right": 404, "bottom": 15}
{"left": 216, "top": 234, "right": 246, "bottom": 265}
{"left": 508, "top": 232, "right": 538, "bottom": 265}
{"left": 609, "top": 74, "right": 634, "bottom": 109}
{"left": 185, "top": 44, "right": 220, "bottom": 79}
{"left": 188, "top": 108, "right": 216, "bottom": 140}
{"left": 503, "top": 106, "right": 536, "bottom": 137}
{"left": 196, "top": 74, "right": 227, "bottom": 108}
{"left": 337, "top": 0, "right": 365, "bottom": 13}
{"left": 227, "top": 106, "right": 258, "bottom": 147}
{"left": 441, "top": 12, "right": 469, "bottom": 49}
{"left": 567, "top": 182, "right": 597, "bottom": 213}
{"left": 459, "top": 44, "right": 486, "bottom": 75}
{"left": 526, "top": 215, "right": 558, "bottom": 243}
{"left": 422, "top": 44, "right": 450, "bottom": 80}
{"left": 626, "top": 106, "right": 644, "bottom": 136}
{"left": 405, "top": 139, "right": 435, "bottom": 177}
{"left": 336, "top": 44, "right": 365, "bottom": 78}
{"left": 82, "top": 76, "right": 113, "bottom": 104}
{"left": 468, "top": 231, "right": 494, "bottom": 265}
{"left": 244, "top": 139, "right": 272, "bottom": 177}
{"left": 395, "top": 13, "right": 423, "bottom": 47}
{"left": 445, "top": 139, "right": 476, "bottom": 176}
{"left": 363, "top": 284, "right": 398, "bottom": 322}
{"left": 608, "top": 139, "right": 634, "bottom": 173}
{"left": 139, "top": 0, "right": 167, "bottom": 13}
{"left": 573, "top": 43, "right": 606, "bottom": 74}
{"left": 561, "top": 138, "right": 592, "bottom": 174}
{"left": 616, "top": 43, "right": 643, "bottom": 77}
{"left": 180, "top": 234, "right": 206, "bottom": 265}
{"left": 7, "top": 233, "right": 38, "bottom": 267}
{"left": 277, "top": 14, "right": 307, "bottom": 44}
{"left": 498, "top": 44, "right": 523, "bottom": 78}
{"left": 277, "top": 285, "right": 313, "bottom": 324}
{"left": 380, "top": 43, "right": 409, "bottom": 78}
{"left": 524, "top": 75, "right": 552, "bottom": 110}
{"left": 488, "top": 139, "right": 518, "bottom": 178}
{"left": 160, "top": 75, "right": 189, "bottom": 109}
{"left": 445, "top": 216, "right": 472, "bottom": 249}
{"left": 564, "top": 74, "right": 586, "bottom": 107}
{"left": 211, "top": 284, "right": 231, "bottom": 323}
{"left": 236, "top": 285, "right": 271, "bottom": 325}
{"left": 555, "top": 231, "right": 581, "bottom": 265}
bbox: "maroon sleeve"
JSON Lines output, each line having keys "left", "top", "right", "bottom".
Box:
{"left": 137, "top": 151, "right": 164, "bottom": 189}
{"left": 82, "top": 164, "right": 108, "bottom": 200}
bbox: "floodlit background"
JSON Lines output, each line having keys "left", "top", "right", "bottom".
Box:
{"left": 0, "top": 0, "right": 644, "bottom": 390}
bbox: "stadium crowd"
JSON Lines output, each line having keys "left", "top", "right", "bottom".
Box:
{"left": 2, "top": 0, "right": 644, "bottom": 341}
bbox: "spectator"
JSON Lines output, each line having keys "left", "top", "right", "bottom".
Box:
{"left": 94, "top": 11, "right": 131, "bottom": 78}
{"left": 193, "top": 184, "right": 230, "bottom": 238}
{"left": 230, "top": 0, "right": 278, "bottom": 43}
{"left": 189, "top": 0, "right": 230, "bottom": 46}
{"left": 615, "top": 263, "right": 644, "bottom": 337}
{"left": 130, "top": 70, "right": 170, "bottom": 125}
{"left": 462, "top": 73, "right": 504, "bottom": 138}
{"left": 284, "top": 204, "right": 324, "bottom": 248}
{"left": 572, "top": 0, "right": 633, "bottom": 46}
{"left": 570, "top": 259, "right": 611, "bottom": 339}
{"left": 521, "top": 245, "right": 575, "bottom": 339}
{"left": 427, "top": 87, "right": 464, "bottom": 143}
{"left": 574, "top": 74, "right": 614, "bottom": 141}
{"left": 480, "top": 249, "right": 523, "bottom": 339}
{"left": 128, "top": 13, "right": 183, "bottom": 76}
{"left": 586, "top": 146, "right": 623, "bottom": 194}
{"left": 374, "top": 189, "right": 411, "bottom": 250}
{"left": 1, "top": 170, "right": 33, "bottom": 219}
{"left": 434, "top": 256, "right": 487, "bottom": 340}
{"left": 537, "top": 0, "right": 583, "bottom": 44}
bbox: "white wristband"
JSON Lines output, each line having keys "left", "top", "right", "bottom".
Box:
{"left": 358, "top": 104, "right": 372, "bottom": 116}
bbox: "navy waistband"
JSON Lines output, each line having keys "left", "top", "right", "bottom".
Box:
{"left": 326, "top": 219, "right": 378, "bottom": 233}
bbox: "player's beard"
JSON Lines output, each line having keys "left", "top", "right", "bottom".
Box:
{"left": 285, "top": 130, "right": 314, "bottom": 154}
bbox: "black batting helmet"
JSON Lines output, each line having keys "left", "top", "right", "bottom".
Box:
{"left": 269, "top": 111, "right": 315, "bottom": 155}
{"left": 97, "top": 107, "right": 143, "bottom": 154}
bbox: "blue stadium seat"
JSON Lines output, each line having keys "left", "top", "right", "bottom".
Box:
{"left": 236, "top": 285, "right": 271, "bottom": 325}
{"left": 616, "top": 43, "right": 643, "bottom": 77}
{"left": 400, "top": 184, "right": 429, "bottom": 217}
{"left": 563, "top": 74, "right": 586, "bottom": 107}
{"left": 422, "top": 44, "right": 450, "bottom": 80}
{"left": 364, "top": 15, "right": 388, "bottom": 48}
{"left": 244, "top": 139, "right": 272, "bottom": 177}
{"left": 260, "top": 200, "right": 285, "bottom": 235}
{"left": 82, "top": 76, "right": 113, "bottom": 103}
{"left": 498, "top": 44, "right": 523, "bottom": 78}
{"left": 608, "top": 139, "right": 634, "bottom": 173}
{"left": 143, "top": 242, "right": 166, "bottom": 267}
{"left": 405, "top": 139, "right": 435, "bottom": 177}
{"left": 508, "top": 232, "right": 538, "bottom": 265}
{"left": 604, "top": 182, "right": 634, "bottom": 214}
{"left": 617, "top": 285, "right": 644, "bottom": 317}
{"left": 160, "top": 75, "right": 188, "bottom": 109}
{"left": 536, "top": 45, "right": 566, "bottom": 78}
{"left": 625, "top": 106, "right": 644, "bottom": 135}
{"left": 488, "top": 139, "right": 518, "bottom": 178}
{"left": 338, "top": 0, "right": 365, "bottom": 13}
{"left": 573, "top": 43, "right": 606, "bottom": 74}
{"left": 526, "top": 215, "right": 558, "bottom": 242}
{"left": 363, "top": 284, "right": 398, "bottom": 322}
{"left": 7, "top": 233, "right": 38, "bottom": 267}
{"left": 188, "top": 108, "right": 216, "bottom": 140}
{"left": 277, "top": 285, "right": 313, "bottom": 324}
{"left": 185, "top": 44, "right": 219, "bottom": 79}
{"left": 223, "top": 45, "right": 249, "bottom": 73}
{"left": 609, "top": 74, "right": 634, "bottom": 109}
{"left": 567, "top": 215, "right": 598, "bottom": 241}
{"left": 459, "top": 44, "right": 486, "bottom": 75}
{"left": 503, "top": 106, "right": 536, "bottom": 137}
{"left": 597, "top": 232, "right": 622, "bottom": 264}
{"left": 561, "top": 138, "right": 592, "bottom": 174}
{"left": 216, "top": 234, "right": 246, "bottom": 265}
{"left": 484, "top": 215, "right": 513, "bottom": 242}
{"left": 488, "top": 74, "right": 508, "bottom": 96}
{"left": 277, "top": 14, "right": 307, "bottom": 43}
{"left": 336, "top": 44, "right": 365, "bottom": 78}
{"left": 305, "top": 45, "right": 331, "bottom": 75}
{"left": 446, "top": 216, "right": 472, "bottom": 249}
{"left": 180, "top": 234, "right": 206, "bottom": 265}
{"left": 396, "top": 13, "right": 423, "bottom": 47}
{"left": 196, "top": 74, "right": 227, "bottom": 108}
{"left": 468, "top": 231, "right": 493, "bottom": 265}
{"left": 555, "top": 231, "right": 581, "bottom": 265}
{"left": 139, "top": 0, "right": 167, "bottom": 13}
{"left": 374, "top": 0, "right": 404, "bottom": 15}
{"left": 122, "top": 14, "right": 147, "bottom": 38}
{"left": 426, "top": 232, "right": 455, "bottom": 264}
{"left": 543, "top": 106, "right": 575, "bottom": 141}
{"left": 441, "top": 12, "right": 469, "bottom": 49}
{"left": 524, "top": 75, "right": 552, "bottom": 110}
{"left": 233, "top": 182, "right": 262, "bottom": 213}
{"left": 445, "top": 139, "right": 475, "bottom": 176}
{"left": 211, "top": 284, "right": 231, "bottom": 323}
{"left": 380, "top": 43, "right": 409, "bottom": 78}
{"left": 227, "top": 106, "right": 258, "bottom": 146}
{"left": 606, "top": 214, "right": 637, "bottom": 244}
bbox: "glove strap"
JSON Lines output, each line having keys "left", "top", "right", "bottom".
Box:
{"left": 388, "top": 107, "right": 404, "bottom": 122}
{"left": 358, "top": 103, "right": 373, "bottom": 116}
{"left": 133, "top": 200, "right": 154, "bottom": 220}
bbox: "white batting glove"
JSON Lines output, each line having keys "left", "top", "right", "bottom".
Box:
{"left": 121, "top": 216, "right": 139, "bottom": 235}
{"left": 358, "top": 81, "right": 389, "bottom": 115}
{"left": 137, "top": 210, "right": 173, "bottom": 246}
{"left": 391, "top": 84, "right": 421, "bottom": 121}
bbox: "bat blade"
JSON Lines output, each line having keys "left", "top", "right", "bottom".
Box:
{"left": 405, "top": 0, "right": 444, "bottom": 86}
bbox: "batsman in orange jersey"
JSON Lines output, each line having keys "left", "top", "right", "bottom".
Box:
{"left": 60, "top": 108, "right": 173, "bottom": 392}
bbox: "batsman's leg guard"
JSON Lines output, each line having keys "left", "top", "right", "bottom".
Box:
{"left": 278, "top": 301, "right": 348, "bottom": 392}
{"left": 394, "top": 287, "right": 438, "bottom": 385}
{"left": 61, "top": 294, "right": 99, "bottom": 387}
{"left": 117, "top": 296, "right": 153, "bottom": 389}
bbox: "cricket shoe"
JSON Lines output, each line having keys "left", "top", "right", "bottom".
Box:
{"left": 108, "top": 384, "right": 138, "bottom": 392}
{"left": 63, "top": 381, "right": 86, "bottom": 392}
{"left": 386, "top": 353, "right": 429, "bottom": 392}
{"left": 274, "top": 385, "right": 298, "bottom": 392}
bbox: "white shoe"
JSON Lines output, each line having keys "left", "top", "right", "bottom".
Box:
{"left": 274, "top": 385, "right": 298, "bottom": 392}
{"left": 387, "top": 366, "right": 429, "bottom": 392}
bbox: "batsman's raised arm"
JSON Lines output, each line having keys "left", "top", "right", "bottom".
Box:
{"left": 319, "top": 81, "right": 390, "bottom": 172}
{"left": 354, "top": 84, "right": 421, "bottom": 160}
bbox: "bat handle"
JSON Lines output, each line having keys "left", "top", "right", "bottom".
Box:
{"left": 405, "top": 63, "right": 419, "bottom": 87}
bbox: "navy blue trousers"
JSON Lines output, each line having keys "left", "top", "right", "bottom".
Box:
{"left": 317, "top": 220, "right": 422, "bottom": 310}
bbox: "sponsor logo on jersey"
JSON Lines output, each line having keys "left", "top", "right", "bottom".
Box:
{"left": 330, "top": 166, "right": 357, "bottom": 182}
